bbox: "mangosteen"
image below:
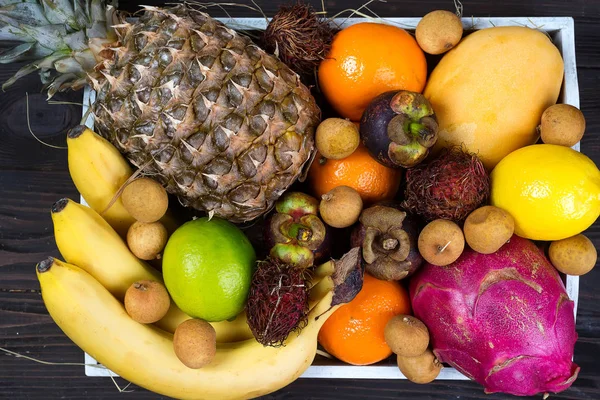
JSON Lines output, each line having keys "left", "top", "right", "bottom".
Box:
{"left": 360, "top": 90, "right": 438, "bottom": 168}
{"left": 351, "top": 204, "right": 423, "bottom": 280}
{"left": 264, "top": 192, "right": 331, "bottom": 269}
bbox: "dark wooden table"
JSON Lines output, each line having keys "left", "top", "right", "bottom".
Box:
{"left": 1, "top": 0, "right": 599, "bottom": 399}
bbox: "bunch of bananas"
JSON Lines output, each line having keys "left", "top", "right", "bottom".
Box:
{"left": 39, "top": 127, "right": 346, "bottom": 399}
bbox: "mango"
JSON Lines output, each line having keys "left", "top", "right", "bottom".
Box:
{"left": 424, "top": 26, "right": 564, "bottom": 170}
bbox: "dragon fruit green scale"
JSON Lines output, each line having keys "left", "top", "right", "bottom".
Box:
{"left": 409, "top": 235, "right": 579, "bottom": 396}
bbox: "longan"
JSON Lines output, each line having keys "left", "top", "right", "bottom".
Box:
{"left": 416, "top": 10, "right": 463, "bottom": 55}
{"left": 124, "top": 280, "right": 171, "bottom": 324}
{"left": 122, "top": 177, "right": 169, "bottom": 223}
{"left": 173, "top": 319, "right": 217, "bottom": 369}
{"left": 384, "top": 315, "right": 430, "bottom": 357}
{"left": 549, "top": 234, "right": 597, "bottom": 276}
{"left": 397, "top": 348, "right": 443, "bottom": 384}
{"left": 316, "top": 118, "right": 360, "bottom": 160}
{"left": 540, "top": 104, "right": 586, "bottom": 147}
{"left": 464, "top": 206, "right": 514, "bottom": 254}
{"left": 418, "top": 219, "right": 465, "bottom": 266}
{"left": 127, "top": 221, "right": 168, "bottom": 260}
{"left": 319, "top": 186, "right": 363, "bottom": 228}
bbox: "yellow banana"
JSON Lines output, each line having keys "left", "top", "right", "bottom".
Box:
{"left": 66, "top": 125, "right": 178, "bottom": 236}
{"left": 51, "top": 198, "right": 252, "bottom": 342}
{"left": 37, "top": 258, "right": 339, "bottom": 400}
{"left": 67, "top": 125, "right": 136, "bottom": 237}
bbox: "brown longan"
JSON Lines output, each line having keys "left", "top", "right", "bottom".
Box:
{"left": 464, "top": 206, "right": 515, "bottom": 254}
{"left": 416, "top": 10, "right": 463, "bottom": 55}
{"left": 549, "top": 234, "right": 597, "bottom": 276}
{"left": 397, "top": 348, "right": 443, "bottom": 384}
{"left": 384, "top": 315, "right": 430, "bottom": 357}
{"left": 319, "top": 186, "right": 363, "bottom": 228}
{"left": 122, "top": 177, "right": 169, "bottom": 223}
{"left": 173, "top": 319, "right": 217, "bottom": 369}
{"left": 418, "top": 219, "right": 465, "bottom": 266}
{"left": 315, "top": 118, "right": 360, "bottom": 160}
{"left": 540, "top": 104, "right": 586, "bottom": 147}
{"left": 124, "top": 280, "right": 171, "bottom": 324}
{"left": 127, "top": 221, "right": 169, "bottom": 260}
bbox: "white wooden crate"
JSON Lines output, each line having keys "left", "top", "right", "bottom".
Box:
{"left": 80, "top": 16, "right": 580, "bottom": 380}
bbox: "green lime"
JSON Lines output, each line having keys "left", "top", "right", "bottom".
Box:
{"left": 163, "top": 217, "right": 256, "bottom": 322}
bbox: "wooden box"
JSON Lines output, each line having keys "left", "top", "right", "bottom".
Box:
{"left": 81, "top": 16, "right": 580, "bottom": 381}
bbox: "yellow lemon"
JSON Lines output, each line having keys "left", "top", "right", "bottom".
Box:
{"left": 491, "top": 144, "right": 600, "bottom": 241}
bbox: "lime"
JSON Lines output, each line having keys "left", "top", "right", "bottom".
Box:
{"left": 163, "top": 217, "right": 256, "bottom": 322}
{"left": 491, "top": 144, "right": 600, "bottom": 241}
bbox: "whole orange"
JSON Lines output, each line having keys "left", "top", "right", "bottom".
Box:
{"left": 318, "top": 22, "right": 427, "bottom": 121}
{"left": 308, "top": 143, "right": 401, "bottom": 204}
{"left": 318, "top": 273, "right": 411, "bottom": 365}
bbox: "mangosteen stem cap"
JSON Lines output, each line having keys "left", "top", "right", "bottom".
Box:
{"left": 382, "top": 238, "right": 399, "bottom": 250}
{"left": 297, "top": 227, "right": 312, "bottom": 242}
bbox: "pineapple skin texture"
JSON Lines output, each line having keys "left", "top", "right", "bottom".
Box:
{"left": 93, "top": 5, "right": 321, "bottom": 223}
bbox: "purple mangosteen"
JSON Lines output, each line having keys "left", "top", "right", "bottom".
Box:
{"left": 360, "top": 90, "right": 438, "bottom": 168}
{"left": 264, "top": 192, "right": 331, "bottom": 269}
{"left": 350, "top": 203, "right": 423, "bottom": 281}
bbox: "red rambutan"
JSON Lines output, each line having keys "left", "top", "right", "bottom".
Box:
{"left": 246, "top": 258, "right": 310, "bottom": 347}
{"left": 402, "top": 147, "right": 490, "bottom": 222}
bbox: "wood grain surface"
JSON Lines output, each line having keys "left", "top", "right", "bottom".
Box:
{"left": 1, "top": 0, "right": 599, "bottom": 399}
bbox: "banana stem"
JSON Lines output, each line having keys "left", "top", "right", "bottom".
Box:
{"left": 37, "top": 257, "right": 54, "bottom": 273}
{"left": 67, "top": 125, "right": 86, "bottom": 139}
{"left": 51, "top": 198, "right": 69, "bottom": 214}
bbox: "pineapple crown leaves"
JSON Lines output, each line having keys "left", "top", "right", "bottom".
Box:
{"left": 0, "top": 0, "right": 120, "bottom": 97}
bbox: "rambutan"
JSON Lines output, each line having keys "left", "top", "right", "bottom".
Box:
{"left": 246, "top": 258, "right": 310, "bottom": 347}
{"left": 261, "top": 2, "right": 334, "bottom": 78}
{"left": 402, "top": 147, "right": 490, "bottom": 222}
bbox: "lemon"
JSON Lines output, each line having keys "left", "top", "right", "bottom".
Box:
{"left": 491, "top": 144, "right": 600, "bottom": 241}
{"left": 163, "top": 217, "right": 256, "bottom": 322}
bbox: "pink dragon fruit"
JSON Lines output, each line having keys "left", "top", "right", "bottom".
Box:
{"left": 409, "top": 235, "right": 579, "bottom": 396}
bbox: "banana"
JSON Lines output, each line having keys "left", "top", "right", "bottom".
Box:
{"left": 66, "top": 125, "right": 136, "bottom": 237}
{"left": 37, "top": 257, "right": 339, "bottom": 400}
{"left": 66, "top": 125, "right": 178, "bottom": 236}
{"left": 51, "top": 198, "right": 253, "bottom": 342}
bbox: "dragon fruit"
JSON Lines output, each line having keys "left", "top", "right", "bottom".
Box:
{"left": 409, "top": 235, "right": 579, "bottom": 396}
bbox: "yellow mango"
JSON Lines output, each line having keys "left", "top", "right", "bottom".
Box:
{"left": 424, "top": 26, "right": 564, "bottom": 170}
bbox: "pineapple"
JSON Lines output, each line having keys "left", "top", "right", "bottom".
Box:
{"left": 1, "top": 1, "right": 320, "bottom": 222}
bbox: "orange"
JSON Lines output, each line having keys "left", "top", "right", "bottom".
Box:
{"left": 318, "top": 273, "right": 411, "bottom": 365}
{"left": 307, "top": 143, "right": 401, "bottom": 204}
{"left": 318, "top": 22, "right": 427, "bottom": 121}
